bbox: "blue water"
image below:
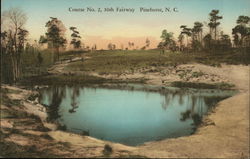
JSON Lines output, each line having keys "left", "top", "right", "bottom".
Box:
{"left": 39, "top": 85, "right": 236, "bottom": 146}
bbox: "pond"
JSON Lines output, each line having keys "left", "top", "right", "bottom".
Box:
{"left": 39, "top": 84, "right": 236, "bottom": 146}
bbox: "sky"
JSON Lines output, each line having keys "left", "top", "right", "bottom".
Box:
{"left": 2, "top": 0, "right": 250, "bottom": 49}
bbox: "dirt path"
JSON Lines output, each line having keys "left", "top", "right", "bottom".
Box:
{"left": 47, "top": 57, "right": 84, "bottom": 74}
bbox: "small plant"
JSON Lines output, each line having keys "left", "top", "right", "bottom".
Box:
{"left": 28, "top": 93, "right": 39, "bottom": 101}
{"left": 57, "top": 125, "right": 67, "bottom": 131}
{"left": 191, "top": 71, "right": 205, "bottom": 78}
{"left": 216, "top": 82, "right": 235, "bottom": 89}
{"left": 40, "top": 134, "right": 54, "bottom": 140}
{"left": 178, "top": 72, "right": 187, "bottom": 79}
{"left": 98, "top": 72, "right": 107, "bottom": 75}
{"left": 103, "top": 144, "right": 113, "bottom": 156}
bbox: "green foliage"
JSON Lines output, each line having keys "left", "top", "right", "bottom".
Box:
{"left": 191, "top": 22, "right": 204, "bottom": 51}
{"left": 65, "top": 49, "right": 249, "bottom": 76}
{"left": 159, "top": 30, "right": 176, "bottom": 51}
{"left": 39, "top": 35, "right": 47, "bottom": 44}
{"left": 41, "top": 17, "right": 67, "bottom": 62}
{"left": 128, "top": 42, "right": 135, "bottom": 50}
{"left": 180, "top": 25, "right": 192, "bottom": 37}
{"left": 69, "top": 27, "right": 81, "bottom": 49}
{"left": 1, "top": 8, "right": 28, "bottom": 83}
{"left": 102, "top": 144, "right": 113, "bottom": 156}
{"left": 145, "top": 38, "right": 150, "bottom": 48}
{"left": 202, "top": 32, "right": 232, "bottom": 52}
{"left": 46, "top": 24, "right": 66, "bottom": 48}
{"left": 191, "top": 40, "right": 202, "bottom": 51}
{"left": 66, "top": 50, "right": 194, "bottom": 74}
{"left": 216, "top": 82, "right": 235, "bottom": 89}
{"left": 178, "top": 34, "right": 184, "bottom": 47}
{"left": 208, "top": 10, "right": 223, "bottom": 40}
{"left": 237, "top": 15, "right": 250, "bottom": 25}
{"left": 107, "top": 43, "right": 116, "bottom": 50}
{"left": 218, "top": 33, "right": 232, "bottom": 49}
{"left": 180, "top": 25, "right": 192, "bottom": 49}
{"left": 20, "top": 74, "right": 107, "bottom": 85}
{"left": 21, "top": 49, "right": 54, "bottom": 77}
{"left": 232, "top": 15, "right": 250, "bottom": 47}
{"left": 171, "top": 81, "right": 235, "bottom": 90}
{"left": 178, "top": 71, "right": 187, "bottom": 79}
{"left": 160, "top": 29, "right": 174, "bottom": 42}
{"left": 37, "top": 52, "right": 43, "bottom": 65}
{"left": 191, "top": 71, "right": 205, "bottom": 78}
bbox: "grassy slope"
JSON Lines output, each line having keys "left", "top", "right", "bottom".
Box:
{"left": 65, "top": 49, "right": 249, "bottom": 74}
{"left": 66, "top": 50, "right": 194, "bottom": 73}
{"left": 19, "top": 49, "right": 248, "bottom": 87}
{"left": 21, "top": 49, "right": 54, "bottom": 76}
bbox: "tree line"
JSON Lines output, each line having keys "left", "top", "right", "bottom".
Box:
{"left": 1, "top": 8, "right": 84, "bottom": 84}
{"left": 158, "top": 10, "right": 250, "bottom": 53}
{"left": 1, "top": 8, "right": 28, "bottom": 83}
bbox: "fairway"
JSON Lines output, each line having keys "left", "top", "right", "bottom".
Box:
{"left": 65, "top": 49, "right": 249, "bottom": 74}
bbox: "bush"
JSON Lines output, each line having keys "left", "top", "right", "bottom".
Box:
{"left": 103, "top": 144, "right": 113, "bottom": 156}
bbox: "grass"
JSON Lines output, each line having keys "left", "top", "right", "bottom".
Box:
{"left": 59, "top": 49, "right": 88, "bottom": 59}
{"left": 171, "top": 81, "right": 235, "bottom": 89}
{"left": 19, "top": 72, "right": 147, "bottom": 86}
{"left": 19, "top": 74, "right": 108, "bottom": 85}
{"left": 16, "top": 48, "right": 249, "bottom": 86}
{"left": 18, "top": 47, "right": 249, "bottom": 79}
{"left": 65, "top": 49, "right": 250, "bottom": 74}
{"left": 191, "top": 71, "right": 205, "bottom": 78}
{"left": 65, "top": 50, "right": 195, "bottom": 74}
{"left": 21, "top": 49, "right": 54, "bottom": 77}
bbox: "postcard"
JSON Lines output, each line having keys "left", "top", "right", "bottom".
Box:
{"left": 1, "top": 0, "right": 249, "bottom": 158}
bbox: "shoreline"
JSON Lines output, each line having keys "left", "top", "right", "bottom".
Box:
{"left": 1, "top": 63, "right": 249, "bottom": 158}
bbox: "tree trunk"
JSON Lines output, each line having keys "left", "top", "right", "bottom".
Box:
{"left": 186, "top": 35, "right": 188, "bottom": 48}
{"left": 10, "top": 55, "right": 17, "bottom": 83}
{"left": 53, "top": 48, "right": 56, "bottom": 63}
{"left": 201, "top": 31, "right": 203, "bottom": 46}
{"left": 215, "top": 20, "right": 217, "bottom": 41}
{"left": 57, "top": 47, "right": 60, "bottom": 61}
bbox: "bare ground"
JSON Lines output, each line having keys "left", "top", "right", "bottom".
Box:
{"left": 1, "top": 61, "right": 249, "bottom": 158}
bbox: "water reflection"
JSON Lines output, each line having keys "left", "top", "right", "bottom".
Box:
{"left": 45, "top": 86, "right": 66, "bottom": 122}
{"left": 39, "top": 84, "right": 236, "bottom": 146}
{"left": 68, "top": 86, "right": 80, "bottom": 113}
